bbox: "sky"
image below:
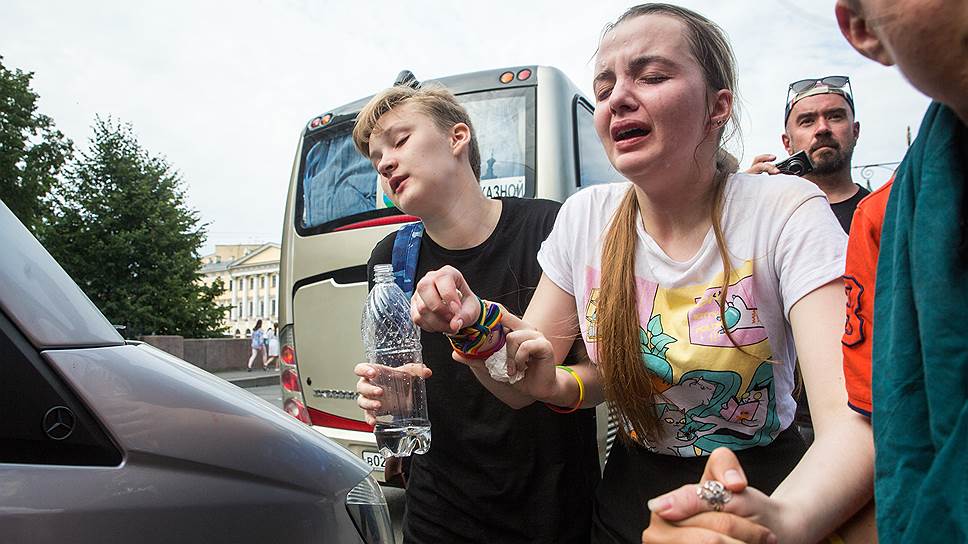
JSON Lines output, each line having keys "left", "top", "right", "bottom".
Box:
{"left": 2, "top": 0, "right": 931, "bottom": 253}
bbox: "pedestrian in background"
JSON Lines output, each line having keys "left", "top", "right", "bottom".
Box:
{"left": 247, "top": 319, "right": 266, "bottom": 372}
{"left": 265, "top": 324, "right": 280, "bottom": 371}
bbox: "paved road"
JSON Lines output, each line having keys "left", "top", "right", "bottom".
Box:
{"left": 247, "top": 384, "right": 284, "bottom": 409}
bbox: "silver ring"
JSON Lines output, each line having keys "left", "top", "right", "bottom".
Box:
{"left": 696, "top": 480, "right": 732, "bottom": 512}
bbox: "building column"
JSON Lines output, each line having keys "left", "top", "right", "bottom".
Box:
{"left": 253, "top": 271, "right": 261, "bottom": 318}
{"left": 270, "top": 273, "right": 277, "bottom": 320}
{"left": 242, "top": 272, "right": 249, "bottom": 319}
{"left": 230, "top": 275, "right": 237, "bottom": 320}
{"left": 263, "top": 273, "right": 270, "bottom": 320}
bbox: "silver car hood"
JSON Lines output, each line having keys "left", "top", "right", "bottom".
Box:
{"left": 42, "top": 342, "right": 371, "bottom": 495}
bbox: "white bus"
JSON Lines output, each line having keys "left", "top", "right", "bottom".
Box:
{"left": 278, "top": 65, "right": 618, "bottom": 480}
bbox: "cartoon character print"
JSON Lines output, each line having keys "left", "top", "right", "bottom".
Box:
{"left": 582, "top": 263, "right": 780, "bottom": 457}
{"left": 585, "top": 288, "right": 599, "bottom": 341}
{"left": 632, "top": 314, "right": 777, "bottom": 457}
{"left": 649, "top": 364, "right": 779, "bottom": 457}
{"left": 640, "top": 314, "right": 676, "bottom": 383}
{"left": 688, "top": 273, "right": 767, "bottom": 348}
{"left": 717, "top": 294, "right": 759, "bottom": 335}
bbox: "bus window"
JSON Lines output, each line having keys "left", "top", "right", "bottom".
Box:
{"left": 574, "top": 97, "right": 619, "bottom": 187}
{"left": 301, "top": 123, "right": 379, "bottom": 229}
{"left": 462, "top": 88, "right": 535, "bottom": 199}
{"left": 296, "top": 86, "right": 535, "bottom": 234}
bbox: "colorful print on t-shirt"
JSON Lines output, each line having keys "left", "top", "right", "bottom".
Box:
{"left": 582, "top": 260, "right": 782, "bottom": 457}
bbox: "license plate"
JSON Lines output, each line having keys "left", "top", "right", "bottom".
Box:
{"left": 362, "top": 450, "right": 385, "bottom": 471}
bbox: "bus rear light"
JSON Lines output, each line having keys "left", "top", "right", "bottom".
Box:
{"left": 284, "top": 398, "right": 312, "bottom": 424}
{"left": 308, "top": 406, "right": 374, "bottom": 433}
{"left": 500, "top": 71, "right": 514, "bottom": 84}
{"left": 281, "top": 367, "right": 301, "bottom": 392}
{"left": 517, "top": 68, "right": 532, "bottom": 81}
{"left": 281, "top": 345, "right": 295, "bottom": 366}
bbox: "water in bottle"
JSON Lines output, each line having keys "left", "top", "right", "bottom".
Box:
{"left": 361, "top": 264, "right": 431, "bottom": 457}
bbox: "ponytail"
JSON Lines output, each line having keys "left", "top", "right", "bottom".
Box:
{"left": 598, "top": 153, "right": 744, "bottom": 445}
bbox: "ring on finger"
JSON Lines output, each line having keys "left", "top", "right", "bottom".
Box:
{"left": 697, "top": 480, "right": 732, "bottom": 512}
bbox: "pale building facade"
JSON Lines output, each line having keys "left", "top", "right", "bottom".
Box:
{"left": 199, "top": 243, "right": 281, "bottom": 337}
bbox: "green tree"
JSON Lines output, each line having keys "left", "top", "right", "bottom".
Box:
{"left": 46, "top": 116, "right": 228, "bottom": 338}
{"left": 0, "top": 55, "right": 73, "bottom": 233}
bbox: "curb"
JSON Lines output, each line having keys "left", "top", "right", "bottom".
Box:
{"left": 225, "top": 373, "right": 280, "bottom": 389}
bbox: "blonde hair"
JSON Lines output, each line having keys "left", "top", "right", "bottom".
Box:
{"left": 352, "top": 85, "right": 481, "bottom": 180}
{"left": 595, "top": 4, "right": 743, "bottom": 445}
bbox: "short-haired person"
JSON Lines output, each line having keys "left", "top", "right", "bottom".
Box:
{"left": 412, "top": 4, "right": 873, "bottom": 543}
{"left": 749, "top": 76, "right": 869, "bottom": 233}
{"left": 351, "top": 85, "right": 599, "bottom": 543}
{"left": 752, "top": 77, "right": 869, "bottom": 445}
{"left": 645, "top": 0, "right": 967, "bottom": 541}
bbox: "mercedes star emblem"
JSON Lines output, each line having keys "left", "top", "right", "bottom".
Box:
{"left": 43, "top": 406, "right": 75, "bottom": 441}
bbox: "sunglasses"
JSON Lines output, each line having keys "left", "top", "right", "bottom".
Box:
{"left": 788, "top": 76, "right": 850, "bottom": 95}
{"left": 785, "top": 76, "right": 854, "bottom": 121}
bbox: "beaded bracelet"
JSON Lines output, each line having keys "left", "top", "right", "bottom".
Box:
{"left": 545, "top": 365, "right": 584, "bottom": 414}
{"left": 447, "top": 298, "right": 506, "bottom": 359}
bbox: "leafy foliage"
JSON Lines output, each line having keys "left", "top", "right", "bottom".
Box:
{"left": 0, "top": 55, "right": 73, "bottom": 233}
{"left": 45, "top": 117, "right": 228, "bottom": 338}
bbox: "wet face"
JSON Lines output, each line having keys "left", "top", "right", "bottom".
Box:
{"left": 592, "top": 14, "right": 726, "bottom": 184}
{"left": 783, "top": 93, "right": 859, "bottom": 176}
{"left": 842, "top": 0, "right": 968, "bottom": 119}
{"left": 367, "top": 103, "right": 464, "bottom": 216}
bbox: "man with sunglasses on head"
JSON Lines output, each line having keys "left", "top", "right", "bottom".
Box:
{"left": 748, "top": 76, "right": 870, "bottom": 445}
{"left": 750, "top": 76, "right": 869, "bottom": 233}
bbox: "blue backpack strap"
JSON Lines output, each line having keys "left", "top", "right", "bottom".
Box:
{"left": 391, "top": 222, "right": 424, "bottom": 298}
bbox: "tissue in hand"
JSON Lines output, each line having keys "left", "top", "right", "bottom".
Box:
{"left": 483, "top": 346, "right": 526, "bottom": 384}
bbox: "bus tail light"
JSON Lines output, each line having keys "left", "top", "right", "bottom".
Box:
{"left": 284, "top": 398, "right": 311, "bottom": 424}
{"left": 281, "top": 367, "right": 301, "bottom": 392}
{"left": 279, "top": 324, "right": 309, "bottom": 423}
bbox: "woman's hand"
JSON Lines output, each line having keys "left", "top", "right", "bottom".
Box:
{"left": 500, "top": 312, "right": 560, "bottom": 402}
{"left": 411, "top": 265, "right": 482, "bottom": 334}
{"left": 642, "top": 511, "right": 777, "bottom": 544}
{"left": 644, "top": 448, "right": 801, "bottom": 543}
{"left": 354, "top": 362, "right": 432, "bottom": 425}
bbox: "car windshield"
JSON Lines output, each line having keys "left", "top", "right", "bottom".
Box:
{"left": 299, "top": 87, "right": 535, "bottom": 231}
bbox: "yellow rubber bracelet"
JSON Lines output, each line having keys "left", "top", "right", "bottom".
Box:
{"left": 546, "top": 365, "right": 584, "bottom": 414}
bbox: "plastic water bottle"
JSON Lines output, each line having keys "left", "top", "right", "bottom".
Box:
{"left": 361, "top": 264, "right": 431, "bottom": 457}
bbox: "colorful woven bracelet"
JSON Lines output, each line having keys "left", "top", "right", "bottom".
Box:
{"left": 545, "top": 365, "right": 584, "bottom": 414}
{"left": 447, "top": 298, "right": 506, "bottom": 359}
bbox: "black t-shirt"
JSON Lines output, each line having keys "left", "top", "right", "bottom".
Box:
{"left": 367, "top": 197, "right": 600, "bottom": 544}
{"left": 830, "top": 184, "right": 871, "bottom": 233}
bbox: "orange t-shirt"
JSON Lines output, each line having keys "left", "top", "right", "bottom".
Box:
{"left": 842, "top": 179, "right": 893, "bottom": 417}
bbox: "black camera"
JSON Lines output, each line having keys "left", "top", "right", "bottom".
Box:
{"left": 775, "top": 150, "right": 814, "bottom": 176}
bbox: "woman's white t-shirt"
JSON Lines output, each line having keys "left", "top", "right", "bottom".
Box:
{"left": 537, "top": 173, "right": 847, "bottom": 457}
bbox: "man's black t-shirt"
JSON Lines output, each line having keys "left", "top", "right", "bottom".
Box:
{"left": 831, "top": 183, "right": 871, "bottom": 233}
{"left": 367, "top": 197, "right": 600, "bottom": 544}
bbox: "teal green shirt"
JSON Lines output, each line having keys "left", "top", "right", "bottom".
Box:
{"left": 872, "top": 102, "right": 967, "bottom": 541}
